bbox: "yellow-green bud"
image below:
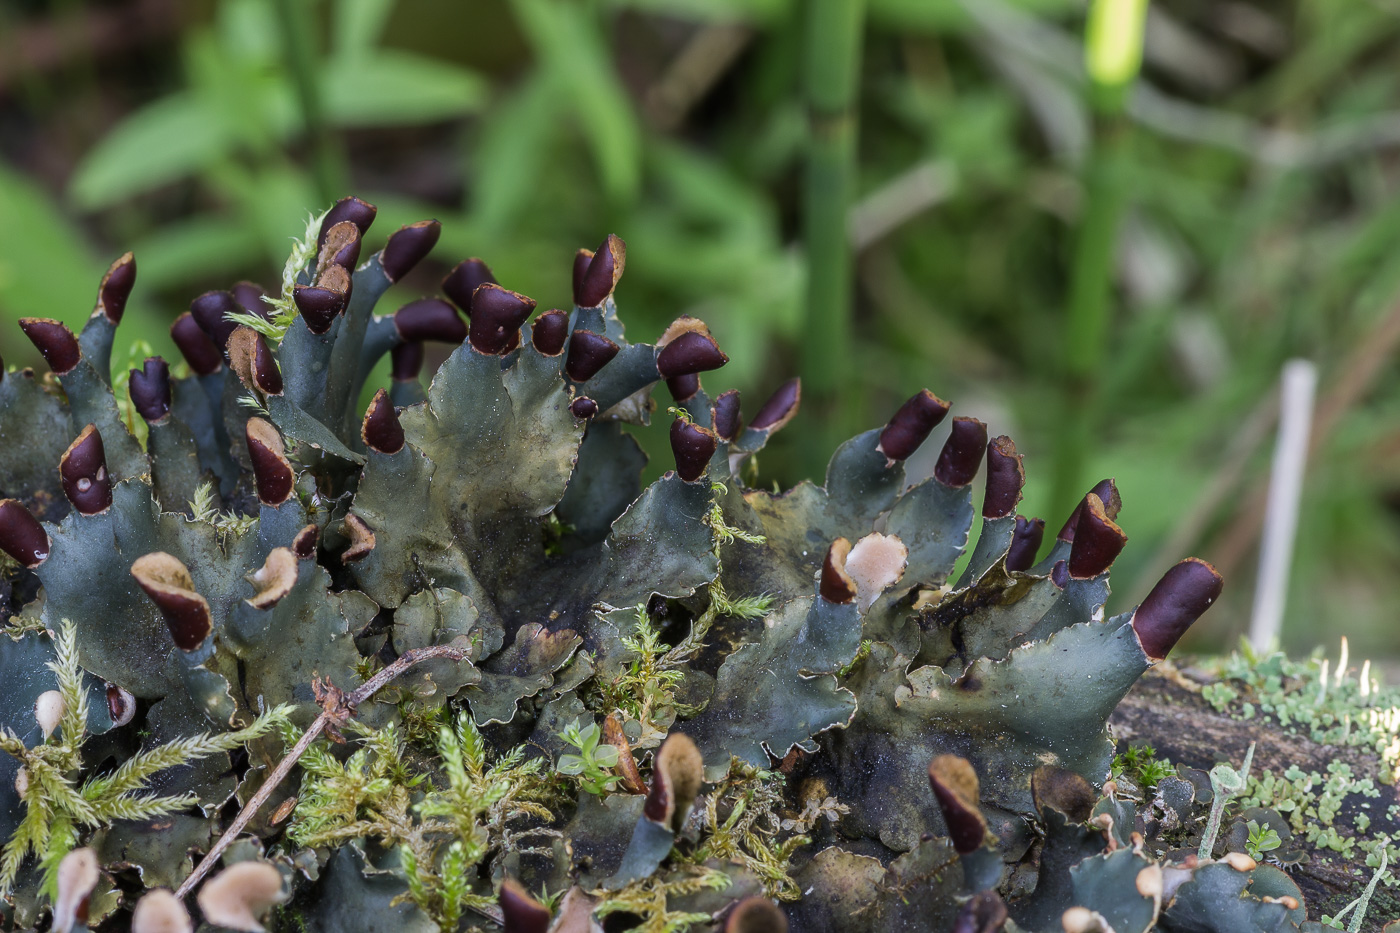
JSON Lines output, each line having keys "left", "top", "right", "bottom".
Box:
{"left": 1085, "top": 0, "right": 1149, "bottom": 88}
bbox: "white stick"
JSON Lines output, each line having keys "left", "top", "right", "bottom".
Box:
{"left": 1248, "top": 359, "right": 1317, "bottom": 652}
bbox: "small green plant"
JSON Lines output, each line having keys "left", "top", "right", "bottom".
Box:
{"left": 1200, "top": 681, "right": 1240, "bottom": 712}
{"left": 285, "top": 718, "right": 423, "bottom": 851}
{"left": 556, "top": 718, "right": 620, "bottom": 796}
{"left": 1210, "top": 639, "right": 1400, "bottom": 875}
{"left": 590, "top": 605, "right": 708, "bottom": 750}
{"left": 111, "top": 338, "right": 156, "bottom": 447}
{"left": 1245, "top": 819, "right": 1282, "bottom": 860}
{"left": 1111, "top": 742, "right": 1176, "bottom": 792}
{"left": 541, "top": 513, "right": 576, "bottom": 557}
{"left": 403, "top": 713, "right": 558, "bottom": 928}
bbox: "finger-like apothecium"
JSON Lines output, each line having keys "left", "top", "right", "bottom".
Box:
{"left": 227, "top": 327, "right": 283, "bottom": 395}
{"left": 318, "top": 196, "right": 377, "bottom": 249}
{"left": 19, "top": 318, "right": 81, "bottom": 374}
{"left": 106, "top": 683, "right": 136, "bottom": 727}
{"left": 820, "top": 538, "right": 857, "bottom": 604}
{"left": 933, "top": 417, "right": 987, "bottom": 487}
{"left": 498, "top": 879, "right": 551, "bottom": 933}
{"left": 380, "top": 219, "right": 442, "bottom": 283}
{"left": 130, "top": 552, "right": 212, "bottom": 651}
{"left": 877, "top": 389, "right": 950, "bottom": 462}
{"left": 725, "top": 897, "right": 789, "bottom": 933}
{"left": 1131, "top": 558, "right": 1224, "bottom": 660}
{"left": 197, "top": 861, "right": 285, "bottom": 933}
{"left": 645, "top": 733, "right": 704, "bottom": 832}
{"left": 712, "top": 390, "right": 742, "bottom": 440}
{"left": 844, "top": 533, "right": 908, "bottom": 612}
{"left": 232, "top": 281, "right": 268, "bottom": 318}
{"left": 667, "top": 372, "right": 700, "bottom": 401}
{"left": 0, "top": 499, "right": 49, "bottom": 567}
{"left": 52, "top": 847, "right": 100, "bottom": 933}
{"left": 171, "top": 313, "right": 222, "bottom": 374}
{"left": 1005, "top": 516, "right": 1045, "bottom": 572}
{"left": 60, "top": 425, "right": 112, "bottom": 515}
{"left": 574, "top": 234, "right": 626, "bottom": 307}
{"left": 669, "top": 419, "right": 718, "bottom": 482}
{"left": 982, "top": 435, "right": 1024, "bottom": 519}
{"left": 951, "top": 891, "right": 1008, "bottom": 933}
{"left": 35, "top": 690, "right": 63, "bottom": 739}
{"left": 565, "top": 330, "right": 620, "bottom": 382}
{"left": 749, "top": 378, "right": 801, "bottom": 433}
{"left": 362, "top": 389, "right": 405, "bottom": 454}
{"left": 391, "top": 341, "right": 424, "bottom": 382}
{"left": 927, "top": 755, "right": 989, "bottom": 855}
{"left": 394, "top": 298, "right": 466, "bottom": 343}
{"left": 657, "top": 330, "right": 727, "bottom": 379}
{"left": 129, "top": 357, "right": 172, "bottom": 421}
{"left": 245, "top": 418, "right": 295, "bottom": 506}
{"left": 131, "top": 889, "right": 193, "bottom": 933}
{"left": 189, "top": 290, "right": 240, "bottom": 350}
{"left": 246, "top": 547, "right": 298, "bottom": 610}
{"left": 318, "top": 220, "right": 362, "bottom": 271}
{"left": 294, "top": 265, "right": 351, "bottom": 335}
{"left": 95, "top": 252, "right": 136, "bottom": 324}
{"left": 470, "top": 285, "right": 536, "bottom": 354}
{"left": 530, "top": 310, "right": 568, "bottom": 356}
{"left": 442, "top": 257, "right": 496, "bottom": 313}
{"left": 1057, "top": 478, "right": 1120, "bottom": 543}
{"left": 1066, "top": 493, "right": 1127, "bottom": 579}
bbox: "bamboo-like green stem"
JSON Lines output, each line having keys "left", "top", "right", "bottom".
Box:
{"left": 800, "top": 0, "right": 866, "bottom": 468}
{"left": 274, "top": 0, "right": 348, "bottom": 203}
{"left": 1048, "top": 117, "right": 1128, "bottom": 530}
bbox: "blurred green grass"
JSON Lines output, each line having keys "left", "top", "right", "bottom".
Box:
{"left": 3, "top": 0, "right": 1400, "bottom": 660}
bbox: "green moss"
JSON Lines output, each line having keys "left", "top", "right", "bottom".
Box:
{"left": 286, "top": 712, "right": 561, "bottom": 930}
{"left": 1111, "top": 742, "right": 1176, "bottom": 792}
{"left": 684, "top": 759, "right": 806, "bottom": 902}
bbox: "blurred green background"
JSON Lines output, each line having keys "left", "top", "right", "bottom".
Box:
{"left": 1, "top": 0, "right": 1397, "bottom": 658}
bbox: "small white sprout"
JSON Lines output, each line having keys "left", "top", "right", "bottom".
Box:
{"left": 35, "top": 689, "right": 65, "bottom": 740}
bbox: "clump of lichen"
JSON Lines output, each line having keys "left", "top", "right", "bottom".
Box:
{"left": 0, "top": 200, "right": 1368, "bottom": 932}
